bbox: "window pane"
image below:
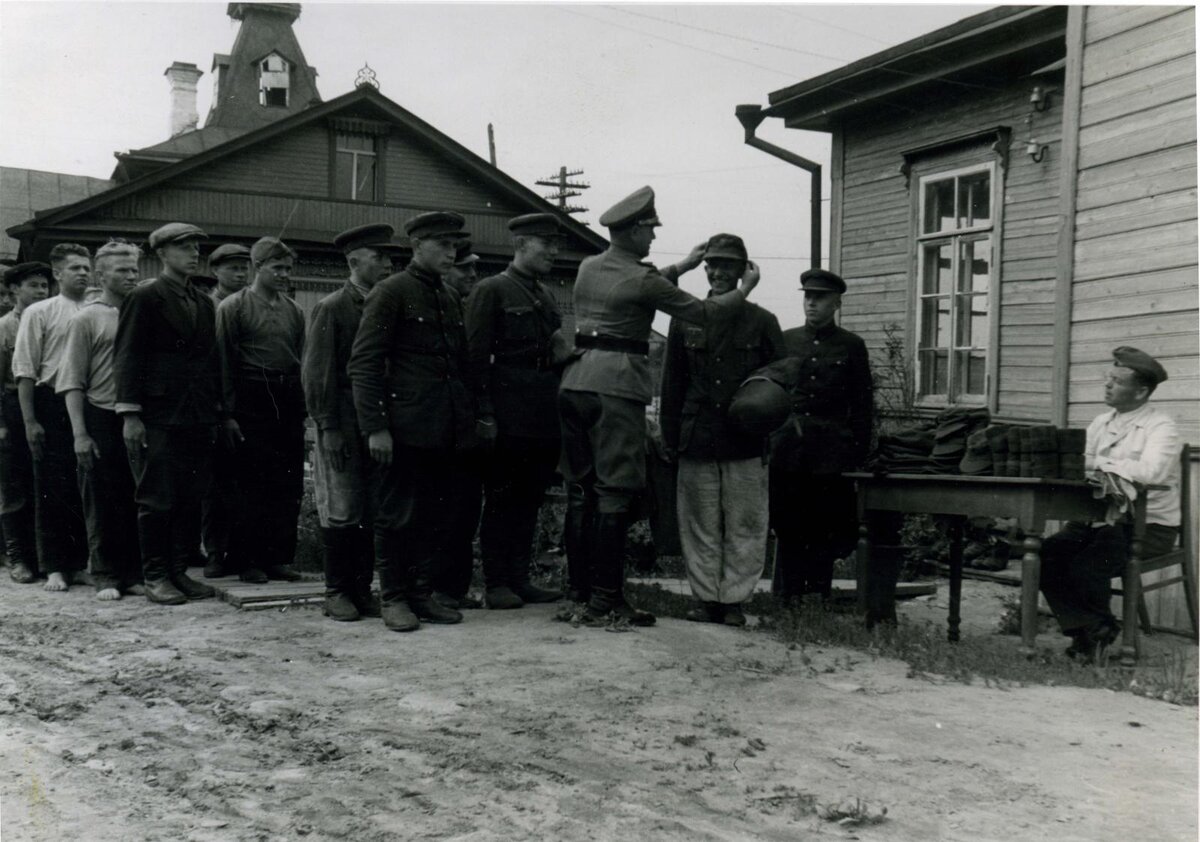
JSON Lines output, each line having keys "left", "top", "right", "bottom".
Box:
{"left": 955, "top": 351, "right": 987, "bottom": 396}
{"left": 333, "top": 151, "right": 354, "bottom": 199}
{"left": 922, "top": 243, "right": 953, "bottom": 294}
{"left": 955, "top": 294, "right": 989, "bottom": 347}
{"left": 920, "top": 297, "right": 950, "bottom": 350}
{"left": 959, "top": 237, "right": 990, "bottom": 293}
{"left": 957, "top": 170, "right": 991, "bottom": 228}
{"left": 919, "top": 350, "right": 949, "bottom": 397}
{"left": 355, "top": 156, "right": 376, "bottom": 202}
{"left": 923, "top": 179, "right": 955, "bottom": 234}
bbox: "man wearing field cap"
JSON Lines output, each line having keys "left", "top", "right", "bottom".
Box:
{"left": 559, "top": 186, "right": 761, "bottom": 628}
{"left": 465, "top": 212, "right": 570, "bottom": 610}
{"left": 766, "top": 267, "right": 873, "bottom": 604}
{"left": 304, "top": 223, "right": 397, "bottom": 621}
{"left": 1040, "top": 346, "right": 1181, "bottom": 661}
{"left": 207, "top": 243, "right": 251, "bottom": 303}
{"left": 660, "top": 233, "right": 785, "bottom": 627}
{"left": 349, "top": 211, "right": 478, "bottom": 631}
{"left": 115, "top": 222, "right": 219, "bottom": 605}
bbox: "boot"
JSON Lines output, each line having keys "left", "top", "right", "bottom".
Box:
{"left": 582, "top": 512, "right": 654, "bottom": 627}
{"left": 351, "top": 527, "right": 380, "bottom": 618}
{"left": 484, "top": 585, "right": 523, "bottom": 610}
{"left": 140, "top": 515, "right": 187, "bottom": 605}
{"left": 376, "top": 530, "right": 418, "bottom": 631}
{"left": 511, "top": 553, "right": 563, "bottom": 604}
{"left": 409, "top": 564, "right": 463, "bottom": 624}
{"left": 203, "top": 551, "right": 231, "bottom": 579}
{"left": 685, "top": 601, "right": 723, "bottom": 623}
{"left": 172, "top": 565, "right": 216, "bottom": 600}
{"left": 322, "top": 527, "right": 360, "bottom": 621}
{"left": 481, "top": 542, "right": 522, "bottom": 608}
{"left": 563, "top": 486, "right": 594, "bottom": 603}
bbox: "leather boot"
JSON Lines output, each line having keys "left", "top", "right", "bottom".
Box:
{"left": 376, "top": 530, "right": 418, "bottom": 631}
{"left": 322, "top": 527, "right": 360, "bottom": 622}
{"left": 140, "top": 515, "right": 187, "bottom": 605}
{"left": 563, "top": 485, "right": 594, "bottom": 603}
{"left": 482, "top": 547, "right": 523, "bottom": 609}
{"left": 409, "top": 563, "right": 462, "bottom": 624}
{"left": 172, "top": 563, "right": 216, "bottom": 600}
{"left": 511, "top": 555, "right": 563, "bottom": 604}
{"left": 582, "top": 512, "right": 654, "bottom": 627}
{"left": 203, "top": 551, "right": 231, "bottom": 579}
{"left": 351, "top": 526, "right": 379, "bottom": 617}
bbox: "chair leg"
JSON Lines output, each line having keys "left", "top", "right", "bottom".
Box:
{"left": 1182, "top": 559, "right": 1200, "bottom": 639}
{"left": 1137, "top": 593, "right": 1153, "bottom": 636}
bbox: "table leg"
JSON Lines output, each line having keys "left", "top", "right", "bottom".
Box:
{"left": 858, "top": 521, "right": 872, "bottom": 625}
{"left": 1019, "top": 534, "right": 1043, "bottom": 655}
{"left": 947, "top": 518, "right": 964, "bottom": 643}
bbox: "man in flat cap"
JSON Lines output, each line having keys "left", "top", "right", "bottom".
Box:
{"left": 114, "top": 222, "right": 219, "bottom": 604}
{"left": 348, "top": 211, "right": 478, "bottom": 631}
{"left": 0, "top": 262, "right": 49, "bottom": 583}
{"left": 12, "top": 243, "right": 93, "bottom": 590}
{"left": 660, "top": 234, "right": 785, "bottom": 627}
{"left": 765, "top": 268, "right": 873, "bottom": 604}
{"left": 464, "top": 212, "right": 569, "bottom": 610}
{"left": 208, "top": 244, "right": 251, "bottom": 304}
{"left": 216, "top": 236, "right": 307, "bottom": 583}
{"left": 559, "top": 186, "right": 760, "bottom": 627}
{"left": 303, "top": 223, "right": 396, "bottom": 621}
{"left": 1040, "top": 346, "right": 1181, "bottom": 661}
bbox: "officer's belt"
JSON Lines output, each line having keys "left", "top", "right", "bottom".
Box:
{"left": 495, "top": 354, "right": 553, "bottom": 371}
{"left": 574, "top": 334, "right": 649, "bottom": 355}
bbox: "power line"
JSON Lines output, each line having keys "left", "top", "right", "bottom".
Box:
{"left": 772, "top": 7, "right": 896, "bottom": 47}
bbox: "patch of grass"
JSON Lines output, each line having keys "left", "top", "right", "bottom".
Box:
{"left": 817, "top": 797, "right": 888, "bottom": 827}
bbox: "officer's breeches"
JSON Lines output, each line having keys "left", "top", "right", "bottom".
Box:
{"left": 558, "top": 389, "right": 644, "bottom": 514}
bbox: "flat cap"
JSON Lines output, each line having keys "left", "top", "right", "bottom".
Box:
{"left": 702, "top": 233, "right": 747, "bottom": 262}
{"left": 800, "top": 268, "right": 846, "bottom": 294}
{"left": 508, "top": 213, "right": 565, "bottom": 239}
{"left": 149, "top": 222, "right": 207, "bottom": 250}
{"left": 334, "top": 223, "right": 399, "bottom": 254}
{"left": 250, "top": 236, "right": 297, "bottom": 264}
{"left": 598, "top": 185, "right": 661, "bottom": 229}
{"left": 1113, "top": 346, "right": 1168, "bottom": 386}
{"left": 454, "top": 241, "right": 479, "bottom": 266}
{"left": 207, "top": 243, "right": 251, "bottom": 266}
{"left": 3, "top": 261, "right": 52, "bottom": 286}
{"left": 404, "top": 211, "right": 469, "bottom": 241}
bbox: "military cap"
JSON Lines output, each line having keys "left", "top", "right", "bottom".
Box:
{"left": 702, "top": 233, "right": 747, "bottom": 263}
{"left": 404, "top": 211, "right": 469, "bottom": 241}
{"left": 508, "top": 213, "right": 566, "bottom": 239}
{"left": 598, "top": 185, "right": 661, "bottom": 229}
{"left": 208, "top": 243, "right": 251, "bottom": 266}
{"left": 334, "top": 223, "right": 399, "bottom": 254}
{"left": 728, "top": 375, "right": 791, "bottom": 437}
{"left": 454, "top": 241, "right": 479, "bottom": 266}
{"left": 250, "top": 236, "right": 297, "bottom": 264}
{"left": 148, "top": 222, "right": 207, "bottom": 250}
{"left": 3, "top": 261, "right": 52, "bottom": 287}
{"left": 189, "top": 273, "right": 218, "bottom": 292}
{"left": 1113, "top": 346, "right": 1168, "bottom": 386}
{"left": 800, "top": 268, "right": 846, "bottom": 294}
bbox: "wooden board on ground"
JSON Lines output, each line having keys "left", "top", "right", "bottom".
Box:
{"left": 933, "top": 563, "right": 1022, "bottom": 586}
{"left": 629, "top": 577, "right": 937, "bottom": 599}
{"left": 208, "top": 576, "right": 327, "bottom": 609}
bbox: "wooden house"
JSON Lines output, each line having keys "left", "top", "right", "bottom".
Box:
{"left": 744, "top": 5, "right": 1197, "bottom": 631}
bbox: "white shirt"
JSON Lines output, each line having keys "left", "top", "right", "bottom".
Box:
{"left": 1086, "top": 403, "right": 1181, "bottom": 527}
{"left": 11, "top": 294, "right": 84, "bottom": 389}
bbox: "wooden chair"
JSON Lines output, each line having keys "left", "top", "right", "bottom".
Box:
{"left": 1113, "top": 443, "right": 1198, "bottom": 659}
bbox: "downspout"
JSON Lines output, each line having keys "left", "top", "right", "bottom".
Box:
{"left": 735, "top": 104, "right": 821, "bottom": 269}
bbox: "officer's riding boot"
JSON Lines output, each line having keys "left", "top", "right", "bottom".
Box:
{"left": 409, "top": 560, "right": 463, "bottom": 624}
{"left": 483, "top": 546, "right": 523, "bottom": 610}
{"left": 3, "top": 512, "right": 37, "bottom": 583}
{"left": 351, "top": 526, "right": 380, "bottom": 618}
{"left": 140, "top": 515, "right": 186, "bottom": 605}
{"left": 322, "top": 527, "right": 360, "bottom": 622}
{"left": 376, "top": 530, "right": 418, "bottom": 632}
{"left": 583, "top": 512, "right": 655, "bottom": 627}
{"left": 563, "top": 486, "right": 594, "bottom": 603}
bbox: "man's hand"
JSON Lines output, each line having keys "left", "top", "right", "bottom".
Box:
{"left": 678, "top": 242, "right": 708, "bottom": 274}
{"left": 321, "top": 429, "right": 349, "bottom": 472}
{"left": 223, "top": 418, "right": 245, "bottom": 448}
{"left": 74, "top": 433, "right": 101, "bottom": 471}
{"left": 24, "top": 419, "right": 45, "bottom": 461}
{"left": 476, "top": 417, "right": 498, "bottom": 446}
{"left": 122, "top": 415, "right": 147, "bottom": 462}
{"left": 368, "top": 429, "right": 393, "bottom": 466}
{"left": 739, "top": 260, "right": 761, "bottom": 296}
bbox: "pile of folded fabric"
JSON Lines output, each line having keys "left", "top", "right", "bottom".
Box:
{"left": 930, "top": 407, "right": 990, "bottom": 473}
{"left": 868, "top": 423, "right": 938, "bottom": 473}
{"left": 1058, "top": 428, "right": 1086, "bottom": 480}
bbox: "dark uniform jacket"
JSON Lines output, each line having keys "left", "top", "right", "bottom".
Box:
{"left": 113, "top": 273, "right": 221, "bottom": 427}
{"left": 660, "top": 300, "right": 786, "bottom": 461}
{"left": 303, "top": 280, "right": 366, "bottom": 433}
{"left": 762, "top": 322, "right": 873, "bottom": 476}
{"left": 348, "top": 264, "right": 476, "bottom": 451}
{"left": 464, "top": 264, "right": 562, "bottom": 441}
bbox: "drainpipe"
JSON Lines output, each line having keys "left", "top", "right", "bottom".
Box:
{"left": 735, "top": 104, "right": 821, "bottom": 270}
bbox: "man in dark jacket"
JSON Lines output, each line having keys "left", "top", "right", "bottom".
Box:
{"left": 765, "top": 268, "right": 873, "bottom": 602}
{"left": 115, "top": 222, "right": 220, "bottom": 605}
{"left": 660, "top": 234, "right": 785, "bottom": 626}
{"left": 348, "top": 211, "right": 478, "bottom": 632}
{"left": 465, "top": 213, "right": 568, "bottom": 610}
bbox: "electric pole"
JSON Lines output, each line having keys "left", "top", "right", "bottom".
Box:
{"left": 536, "top": 167, "right": 589, "bottom": 218}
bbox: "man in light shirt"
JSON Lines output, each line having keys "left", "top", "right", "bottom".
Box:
{"left": 58, "top": 241, "right": 143, "bottom": 600}
{"left": 12, "top": 243, "right": 91, "bottom": 591}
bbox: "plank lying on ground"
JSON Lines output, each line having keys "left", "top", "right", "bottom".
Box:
{"left": 629, "top": 578, "right": 937, "bottom": 599}
{"left": 209, "top": 577, "right": 325, "bottom": 608}
{"left": 932, "top": 563, "right": 1022, "bottom": 586}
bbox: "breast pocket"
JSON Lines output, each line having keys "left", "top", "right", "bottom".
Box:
{"left": 501, "top": 306, "right": 538, "bottom": 343}
{"left": 400, "top": 301, "right": 443, "bottom": 348}
{"left": 683, "top": 326, "right": 708, "bottom": 363}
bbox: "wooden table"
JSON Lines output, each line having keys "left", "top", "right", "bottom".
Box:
{"left": 845, "top": 473, "right": 1111, "bottom": 657}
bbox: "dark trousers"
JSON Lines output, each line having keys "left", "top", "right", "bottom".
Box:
{"left": 31, "top": 385, "right": 86, "bottom": 575}
{"left": 769, "top": 469, "right": 857, "bottom": 598}
{"left": 1040, "top": 521, "right": 1179, "bottom": 635}
{"left": 130, "top": 424, "right": 215, "bottom": 580}
{"left": 202, "top": 436, "right": 239, "bottom": 563}
{"left": 0, "top": 392, "right": 36, "bottom": 570}
{"left": 79, "top": 402, "right": 140, "bottom": 590}
{"left": 478, "top": 436, "right": 559, "bottom": 589}
{"left": 433, "top": 450, "right": 482, "bottom": 599}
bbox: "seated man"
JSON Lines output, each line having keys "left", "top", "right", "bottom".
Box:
{"left": 1040, "top": 346, "right": 1181, "bottom": 661}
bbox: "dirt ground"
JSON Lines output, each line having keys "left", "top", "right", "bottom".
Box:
{"left": 1, "top": 575, "right": 1196, "bottom": 842}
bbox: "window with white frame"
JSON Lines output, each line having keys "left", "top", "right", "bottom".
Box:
{"left": 333, "top": 133, "right": 377, "bottom": 202}
{"left": 915, "top": 162, "right": 995, "bottom": 405}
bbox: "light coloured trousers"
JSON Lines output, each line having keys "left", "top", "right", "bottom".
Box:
{"left": 676, "top": 455, "right": 769, "bottom": 604}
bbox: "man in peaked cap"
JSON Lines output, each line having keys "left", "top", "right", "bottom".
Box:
{"left": 1040, "top": 346, "right": 1181, "bottom": 662}
{"left": 115, "top": 222, "right": 219, "bottom": 605}
{"left": 445, "top": 241, "right": 480, "bottom": 300}
{"left": 207, "top": 243, "right": 251, "bottom": 303}
{"left": 348, "top": 211, "right": 481, "bottom": 632}
{"left": 303, "top": 223, "right": 397, "bottom": 621}
{"left": 558, "top": 186, "right": 761, "bottom": 628}
{"left": 660, "top": 234, "right": 786, "bottom": 627}
{"left": 764, "top": 267, "right": 873, "bottom": 605}
{"left": 463, "top": 212, "right": 569, "bottom": 610}
{"left": 216, "top": 236, "right": 306, "bottom": 584}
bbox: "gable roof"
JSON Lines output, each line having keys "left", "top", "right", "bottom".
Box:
{"left": 0, "top": 167, "right": 112, "bottom": 260}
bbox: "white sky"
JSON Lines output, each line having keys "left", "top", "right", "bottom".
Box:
{"left": 0, "top": 1, "right": 977, "bottom": 328}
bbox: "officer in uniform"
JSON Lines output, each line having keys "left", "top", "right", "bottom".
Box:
{"left": 465, "top": 213, "right": 568, "bottom": 610}
{"left": 765, "top": 268, "right": 873, "bottom": 602}
{"left": 303, "top": 223, "right": 396, "bottom": 621}
{"left": 115, "top": 222, "right": 219, "bottom": 605}
{"left": 348, "top": 211, "right": 478, "bottom": 632}
{"left": 559, "top": 186, "right": 760, "bottom": 627}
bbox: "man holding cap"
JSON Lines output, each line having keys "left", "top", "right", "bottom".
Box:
{"left": 766, "top": 268, "right": 873, "bottom": 604}
{"left": 464, "top": 212, "right": 568, "bottom": 610}
{"left": 216, "top": 236, "right": 307, "bottom": 583}
{"left": 660, "top": 233, "right": 785, "bottom": 627}
{"left": 1040, "top": 346, "right": 1181, "bottom": 661}
{"left": 304, "top": 223, "right": 396, "bottom": 621}
{"left": 348, "top": 211, "right": 478, "bottom": 631}
{"left": 115, "top": 222, "right": 219, "bottom": 604}
{"left": 559, "top": 186, "right": 760, "bottom": 627}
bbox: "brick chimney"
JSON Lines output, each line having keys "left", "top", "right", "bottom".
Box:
{"left": 164, "top": 62, "right": 204, "bottom": 137}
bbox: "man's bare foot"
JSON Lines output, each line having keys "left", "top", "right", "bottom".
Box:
{"left": 96, "top": 587, "right": 121, "bottom": 601}
{"left": 44, "top": 572, "right": 69, "bottom": 592}
{"left": 126, "top": 583, "right": 146, "bottom": 596}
